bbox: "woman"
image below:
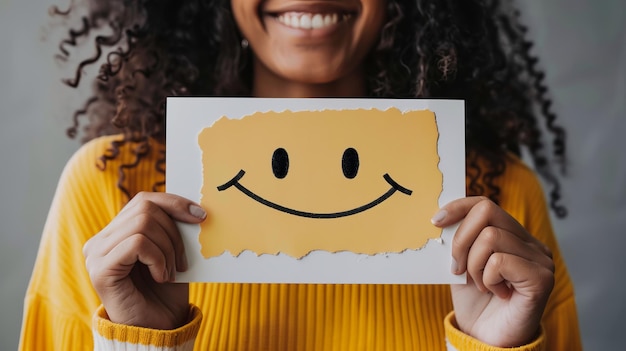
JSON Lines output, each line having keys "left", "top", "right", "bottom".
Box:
{"left": 20, "top": 0, "right": 581, "bottom": 350}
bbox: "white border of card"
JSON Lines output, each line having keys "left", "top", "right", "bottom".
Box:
{"left": 166, "top": 98, "right": 466, "bottom": 284}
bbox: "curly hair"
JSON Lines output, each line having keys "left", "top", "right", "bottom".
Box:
{"left": 52, "top": 0, "right": 567, "bottom": 216}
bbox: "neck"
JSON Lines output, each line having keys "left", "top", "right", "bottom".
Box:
{"left": 251, "top": 61, "right": 368, "bottom": 98}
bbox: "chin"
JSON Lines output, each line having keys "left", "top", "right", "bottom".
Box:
{"left": 274, "top": 61, "right": 351, "bottom": 84}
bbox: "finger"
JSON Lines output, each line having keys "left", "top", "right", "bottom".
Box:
{"left": 120, "top": 200, "right": 189, "bottom": 271}
{"left": 126, "top": 191, "right": 207, "bottom": 223}
{"left": 133, "top": 219, "right": 177, "bottom": 281}
{"left": 436, "top": 198, "right": 546, "bottom": 274}
{"left": 466, "top": 226, "right": 554, "bottom": 292}
{"left": 482, "top": 252, "right": 555, "bottom": 300}
{"left": 89, "top": 234, "right": 169, "bottom": 294}
{"left": 110, "top": 234, "right": 171, "bottom": 282}
{"left": 97, "top": 194, "right": 195, "bottom": 271}
{"left": 86, "top": 212, "right": 178, "bottom": 276}
{"left": 433, "top": 197, "right": 528, "bottom": 241}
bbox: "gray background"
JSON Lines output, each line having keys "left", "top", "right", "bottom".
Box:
{"left": 1, "top": 0, "right": 624, "bottom": 349}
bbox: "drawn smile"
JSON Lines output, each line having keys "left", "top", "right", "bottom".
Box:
{"left": 217, "top": 170, "right": 413, "bottom": 219}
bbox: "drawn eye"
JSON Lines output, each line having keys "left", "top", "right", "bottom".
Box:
{"left": 342, "top": 148, "right": 359, "bottom": 179}
{"left": 272, "top": 148, "right": 289, "bottom": 179}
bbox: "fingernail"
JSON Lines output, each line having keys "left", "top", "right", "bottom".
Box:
{"left": 189, "top": 204, "right": 207, "bottom": 219}
{"left": 451, "top": 258, "right": 459, "bottom": 274}
{"left": 163, "top": 269, "right": 169, "bottom": 282}
{"left": 431, "top": 209, "right": 447, "bottom": 225}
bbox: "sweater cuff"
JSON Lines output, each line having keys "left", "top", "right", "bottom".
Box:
{"left": 93, "top": 304, "right": 202, "bottom": 351}
{"left": 444, "top": 312, "right": 544, "bottom": 351}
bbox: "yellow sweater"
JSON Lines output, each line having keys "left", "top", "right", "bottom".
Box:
{"left": 20, "top": 135, "right": 582, "bottom": 351}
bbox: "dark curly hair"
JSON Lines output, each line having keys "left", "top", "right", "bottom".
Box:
{"left": 52, "top": 0, "right": 567, "bottom": 217}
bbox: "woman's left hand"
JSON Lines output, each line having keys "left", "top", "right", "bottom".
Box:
{"left": 432, "top": 196, "right": 555, "bottom": 348}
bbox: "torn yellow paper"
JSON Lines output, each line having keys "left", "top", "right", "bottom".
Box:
{"left": 197, "top": 108, "right": 443, "bottom": 258}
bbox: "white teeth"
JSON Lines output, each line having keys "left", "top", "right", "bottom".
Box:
{"left": 299, "top": 14, "right": 312, "bottom": 29}
{"left": 323, "top": 14, "right": 333, "bottom": 26}
{"left": 331, "top": 14, "right": 339, "bottom": 25}
{"left": 276, "top": 12, "right": 349, "bottom": 30}
{"left": 290, "top": 15, "right": 299, "bottom": 28}
{"left": 311, "top": 14, "right": 324, "bottom": 29}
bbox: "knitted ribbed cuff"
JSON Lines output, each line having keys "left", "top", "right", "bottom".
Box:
{"left": 93, "top": 304, "right": 202, "bottom": 351}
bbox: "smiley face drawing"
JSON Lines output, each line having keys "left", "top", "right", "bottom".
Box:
{"left": 197, "top": 108, "right": 443, "bottom": 258}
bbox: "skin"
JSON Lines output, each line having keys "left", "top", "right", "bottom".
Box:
{"left": 83, "top": 192, "right": 200, "bottom": 329}
{"left": 231, "top": 0, "right": 385, "bottom": 97}
{"left": 432, "top": 197, "right": 554, "bottom": 347}
{"left": 83, "top": 0, "right": 555, "bottom": 347}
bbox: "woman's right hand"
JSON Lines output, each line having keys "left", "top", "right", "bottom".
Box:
{"left": 83, "top": 192, "right": 207, "bottom": 330}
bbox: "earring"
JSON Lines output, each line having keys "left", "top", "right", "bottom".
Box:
{"left": 241, "top": 38, "right": 249, "bottom": 49}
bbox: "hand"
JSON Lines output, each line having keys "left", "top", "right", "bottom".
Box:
{"left": 83, "top": 192, "right": 207, "bottom": 329}
{"left": 432, "top": 197, "right": 555, "bottom": 347}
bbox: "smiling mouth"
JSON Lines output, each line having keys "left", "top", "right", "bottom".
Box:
{"left": 216, "top": 170, "right": 413, "bottom": 219}
{"left": 273, "top": 12, "right": 353, "bottom": 30}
